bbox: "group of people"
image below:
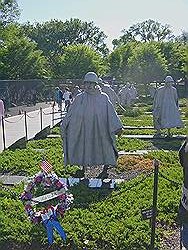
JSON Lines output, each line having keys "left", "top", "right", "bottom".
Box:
{"left": 55, "top": 86, "right": 82, "bottom": 112}
{"left": 55, "top": 80, "right": 138, "bottom": 114}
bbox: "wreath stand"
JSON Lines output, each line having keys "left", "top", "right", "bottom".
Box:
{"left": 20, "top": 159, "right": 74, "bottom": 247}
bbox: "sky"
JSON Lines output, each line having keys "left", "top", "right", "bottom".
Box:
{"left": 17, "top": 0, "right": 188, "bottom": 50}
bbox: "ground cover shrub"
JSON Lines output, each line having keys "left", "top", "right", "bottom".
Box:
{"left": 63, "top": 158, "right": 182, "bottom": 249}
{"left": 123, "top": 127, "right": 187, "bottom": 136}
{"left": 0, "top": 148, "right": 43, "bottom": 175}
{"left": 123, "top": 128, "right": 156, "bottom": 135}
{"left": 117, "top": 107, "right": 143, "bottom": 117}
{"left": 0, "top": 147, "right": 183, "bottom": 249}
{"left": 144, "top": 106, "right": 153, "bottom": 112}
{"left": 179, "top": 98, "right": 187, "bottom": 107}
{"left": 117, "top": 137, "right": 152, "bottom": 151}
{"left": 134, "top": 102, "right": 148, "bottom": 107}
{"left": 50, "top": 126, "right": 60, "bottom": 134}
{"left": 121, "top": 112, "right": 186, "bottom": 135}
{"left": 137, "top": 96, "right": 153, "bottom": 105}
{"left": 0, "top": 138, "right": 77, "bottom": 177}
{"left": 121, "top": 115, "right": 153, "bottom": 126}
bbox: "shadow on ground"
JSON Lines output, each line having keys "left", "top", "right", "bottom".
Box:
{"left": 151, "top": 139, "right": 182, "bottom": 151}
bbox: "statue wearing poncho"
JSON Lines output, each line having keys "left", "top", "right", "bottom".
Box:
{"left": 98, "top": 78, "right": 119, "bottom": 107}
{"left": 61, "top": 72, "right": 123, "bottom": 167}
{"left": 153, "top": 76, "right": 183, "bottom": 136}
{"left": 118, "top": 83, "right": 132, "bottom": 107}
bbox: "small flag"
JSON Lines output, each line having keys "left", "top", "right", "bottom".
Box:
{"left": 40, "top": 159, "right": 53, "bottom": 173}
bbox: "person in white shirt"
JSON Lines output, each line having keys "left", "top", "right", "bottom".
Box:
{"left": 72, "top": 86, "right": 81, "bottom": 99}
{"left": 63, "top": 88, "right": 72, "bottom": 111}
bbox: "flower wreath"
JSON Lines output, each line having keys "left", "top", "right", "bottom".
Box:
{"left": 20, "top": 168, "right": 74, "bottom": 224}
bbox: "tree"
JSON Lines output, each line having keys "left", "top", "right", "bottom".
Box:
{"left": 56, "top": 44, "right": 107, "bottom": 78}
{"left": 112, "top": 31, "right": 136, "bottom": 49}
{"left": 127, "top": 43, "right": 168, "bottom": 85}
{"left": 157, "top": 41, "right": 186, "bottom": 80}
{"left": 108, "top": 42, "right": 139, "bottom": 81}
{"left": 22, "top": 18, "right": 109, "bottom": 57}
{"left": 175, "top": 31, "right": 188, "bottom": 45}
{"left": 113, "top": 19, "right": 174, "bottom": 46}
{"left": 0, "top": 0, "right": 20, "bottom": 25}
{"left": 0, "top": 24, "right": 50, "bottom": 79}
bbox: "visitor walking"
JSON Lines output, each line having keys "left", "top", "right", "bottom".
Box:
{"left": 72, "top": 86, "right": 81, "bottom": 100}
{"left": 62, "top": 88, "right": 72, "bottom": 112}
{"left": 55, "top": 87, "right": 63, "bottom": 111}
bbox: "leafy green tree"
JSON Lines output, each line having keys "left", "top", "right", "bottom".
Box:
{"left": 157, "top": 41, "right": 186, "bottom": 80}
{"left": 22, "top": 18, "right": 109, "bottom": 57}
{"left": 108, "top": 42, "right": 139, "bottom": 81}
{"left": 56, "top": 44, "right": 107, "bottom": 78}
{"left": 112, "top": 31, "right": 136, "bottom": 49}
{"left": 0, "top": 24, "right": 50, "bottom": 79}
{"left": 175, "top": 31, "right": 188, "bottom": 45}
{"left": 114, "top": 19, "right": 174, "bottom": 46}
{"left": 127, "top": 43, "right": 168, "bottom": 85}
{"left": 0, "top": 0, "right": 20, "bottom": 25}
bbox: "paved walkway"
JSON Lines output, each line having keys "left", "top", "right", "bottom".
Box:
{"left": 0, "top": 104, "right": 65, "bottom": 152}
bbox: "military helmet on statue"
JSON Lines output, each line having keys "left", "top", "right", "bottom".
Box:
{"left": 84, "top": 72, "right": 99, "bottom": 84}
{"left": 165, "top": 75, "right": 174, "bottom": 83}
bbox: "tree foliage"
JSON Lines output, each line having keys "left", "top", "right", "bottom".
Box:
{"left": 22, "top": 18, "right": 109, "bottom": 57}
{"left": 108, "top": 42, "right": 139, "bottom": 81}
{"left": 175, "top": 31, "right": 188, "bottom": 45}
{"left": 127, "top": 43, "right": 168, "bottom": 83}
{"left": 113, "top": 19, "right": 174, "bottom": 48}
{"left": 56, "top": 44, "right": 108, "bottom": 78}
{"left": 108, "top": 42, "right": 168, "bottom": 84}
{"left": 156, "top": 42, "right": 186, "bottom": 80}
{"left": 0, "top": 24, "right": 50, "bottom": 79}
{"left": 0, "top": 0, "right": 20, "bottom": 25}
